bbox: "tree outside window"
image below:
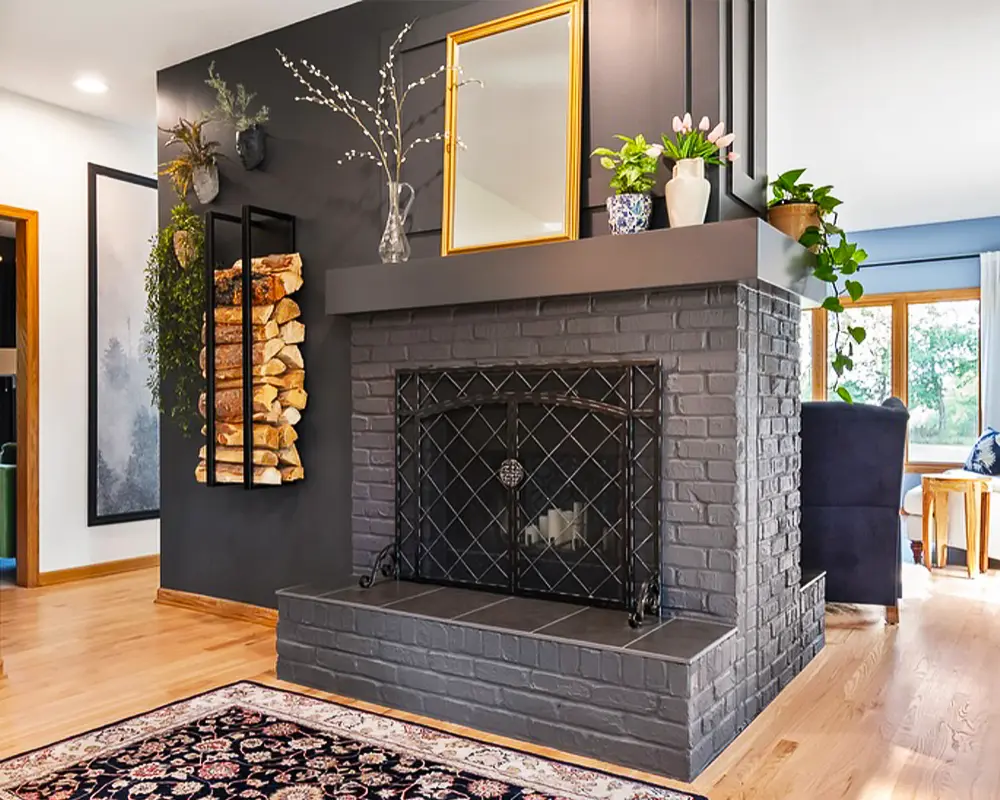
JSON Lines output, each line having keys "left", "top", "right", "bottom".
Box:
{"left": 907, "top": 300, "right": 979, "bottom": 464}
{"left": 828, "top": 305, "right": 892, "bottom": 405}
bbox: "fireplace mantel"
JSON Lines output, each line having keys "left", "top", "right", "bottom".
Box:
{"left": 325, "top": 218, "right": 820, "bottom": 316}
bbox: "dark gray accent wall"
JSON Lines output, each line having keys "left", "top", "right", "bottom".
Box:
{"left": 157, "top": 0, "right": 768, "bottom": 608}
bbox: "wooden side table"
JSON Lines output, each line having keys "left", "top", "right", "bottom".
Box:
{"left": 921, "top": 474, "right": 992, "bottom": 577}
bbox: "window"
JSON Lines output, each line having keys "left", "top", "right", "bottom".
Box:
{"left": 828, "top": 304, "right": 892, "bottom": 405}
{"left": 805, "top": 289, "right": 980, "bottom": 470}
{"left": 907, "top": 299, "right": 979, "bottom": 465}
{"left": 800, "top": 310, "right": 813, "bottom": 401}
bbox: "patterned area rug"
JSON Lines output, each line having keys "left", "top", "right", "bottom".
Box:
{"left": 0, "top": 682, "right": 705, "bottom": 800}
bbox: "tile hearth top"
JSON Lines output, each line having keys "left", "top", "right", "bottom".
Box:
{"left": 278, "top": 580, "right": 735, "bottom": 664}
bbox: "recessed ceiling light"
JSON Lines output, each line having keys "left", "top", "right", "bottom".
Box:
{"left": 73, "top": 75, "right": 108, "bottom": 94}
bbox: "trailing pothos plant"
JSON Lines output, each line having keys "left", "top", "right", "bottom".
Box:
{"left": 142, "top": 201, "right": 206, "bottom": 434}
{"left": 769, "top": 167, "right": 840, "bottom": 214}
{"left": 771, "top": 170, "right": 868, "bottom": 403}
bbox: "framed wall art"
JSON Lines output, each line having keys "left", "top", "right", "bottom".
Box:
{"left": 87, "top": 163, "right": 160, "bottom": 525}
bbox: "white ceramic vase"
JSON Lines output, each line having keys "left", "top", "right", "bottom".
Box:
{"left": 665, "top": 157, "right": 710, "bottom": 228}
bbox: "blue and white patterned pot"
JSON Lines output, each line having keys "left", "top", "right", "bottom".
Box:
{"left": 606, "top": 192, "right": 653, "bottom": 235}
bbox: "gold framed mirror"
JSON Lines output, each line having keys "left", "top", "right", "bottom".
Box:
{"left": 441, "top": 0, "right": 584, "bottom": 256}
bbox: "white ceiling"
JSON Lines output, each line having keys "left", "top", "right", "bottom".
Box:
{"left": 0, "top": 0, "right": 357, "bottom": 128}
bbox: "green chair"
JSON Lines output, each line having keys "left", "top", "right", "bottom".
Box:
{"left": 0, "top": 442, "right": 15, "bottom": 559}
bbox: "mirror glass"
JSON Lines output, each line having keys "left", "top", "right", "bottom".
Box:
{"left": 443, "top": 1, "right": 582, "bottom": 255}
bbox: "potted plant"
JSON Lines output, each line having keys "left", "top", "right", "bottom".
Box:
{"left": 591, "top": 134, "right": 662, "bottom": 235}
{"left": 143, "top": 202, "right": 206, "bottom": 433}
{"left": 776, "top": 172, "right": 868, "bottom": 402}
{"left": 205, "top": 61, "right": 270, "bottom": 170}
{"left": 767, "top": 168, "right": 842, "bottom": 242}
{"left": 159, "top": 117, "right": 222, "bottom": 204}
{"left": 660, "top": 114, "right": 738, "bottom": 227}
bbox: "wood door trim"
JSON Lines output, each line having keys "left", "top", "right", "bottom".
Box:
{"left": 0, "top": 204, "right": 39, "bottom": 588}
{"left": 155, "top": 588, "right": 278, "bottom": 628}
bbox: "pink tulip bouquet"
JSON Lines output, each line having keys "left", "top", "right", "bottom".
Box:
{"left": 660, "top": 113, "right": 739, "bottom": 166}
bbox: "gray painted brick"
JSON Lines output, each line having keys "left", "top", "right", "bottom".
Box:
{"left": 475, "top": 660, "right": 531, "bottom": 688}
{"left": 334, "top": 283, "right": 817, "bottom": 782}
{"left": 530, "top": 670, "right": 592, "bottom": 700}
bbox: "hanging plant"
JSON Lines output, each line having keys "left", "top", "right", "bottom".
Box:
{"left": 768, "top": 169, "right": 868, "bottom": 403}
{"left": 159, "top": 117, "right": 222, "bottom": 203}
{"left": 205, "top": 61, "right": 270, "bottom": 170}
{"left": 142, "top": 201, "right": 206, "bottom": 433}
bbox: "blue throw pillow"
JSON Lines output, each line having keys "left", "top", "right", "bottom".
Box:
{"left": 965, "top": 428, "right": 1000, "bottom": 475}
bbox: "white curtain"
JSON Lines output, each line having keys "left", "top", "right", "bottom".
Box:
{"left": 981, "top": 251, "right": 1000, "bottom": 430}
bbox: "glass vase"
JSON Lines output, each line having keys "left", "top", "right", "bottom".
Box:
{"left": 378, "top": 181, "right": 415, "bottom": 264}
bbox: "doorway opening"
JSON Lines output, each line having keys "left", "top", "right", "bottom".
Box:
{"left": 0, "top": 205, "right": 39, "bottom": 589}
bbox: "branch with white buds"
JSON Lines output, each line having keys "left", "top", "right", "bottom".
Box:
{"left": 278, "top": 21, "right": 480, "bottom": 187}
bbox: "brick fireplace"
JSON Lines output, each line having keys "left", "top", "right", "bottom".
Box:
{"left": 278, "top": 221, "right": 826, "bottom": 781}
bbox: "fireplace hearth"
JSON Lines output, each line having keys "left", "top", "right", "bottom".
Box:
{"left": 377, "top": 362, "right": 661, "bottom": 622}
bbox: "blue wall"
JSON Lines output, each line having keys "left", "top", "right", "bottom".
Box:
{"left": 846, "top": 217, "right": 1000, "bottom": 496}
{"left": 852, "top": 215, "right": 1000, "bottom": 294}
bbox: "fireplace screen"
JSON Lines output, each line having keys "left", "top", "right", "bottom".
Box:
{"left": 394, "top": 362, "right": 660, "bottom": 612}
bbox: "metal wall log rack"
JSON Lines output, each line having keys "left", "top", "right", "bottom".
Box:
{"left": 203, "top": 205, "right": 296, "bottom": 489}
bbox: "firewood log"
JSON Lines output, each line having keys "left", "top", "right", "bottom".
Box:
{"left": 274, "top": 297, "right": 301, "bottom": 325}
{"left": 195, "top": 461, "right": 282, "bottom": 485}
{"left": 215, "top": 370, "right": 304, "bottom": 391}
{"left": 214, "top": 359, "right": 286, "bottom": 381}
{"left": 202, "top": 320, "right": 279, "bottom": 344}
{"left": 277, "top": 344, "right": 304, "bottom": 370}
{"left": 253, "top": 400, "right": 283, "bottom": 424}
{"left": 229, "top": 253, "right": 303, "bottom": 276}
{"left": 279, "top": 320, "right": 305, "bottom": 344}
{"left": 198, "top": 445, "right": 279, "bottom": 467}
{"left": 214, "top": 267, "right": 303, "bottom": 306}
{"left": 274, "top": 370, "right": 304, "bottom": 390}
{"left": 279, "top": 387, "right": 307, "bottom": 410}
{"left": 198, "top": 385, "right": 278, "bottom": 422}
{"left": 214, "top": 304, "right": 274, "bottom": 325}
{"left": 280, "top": 466, "right": 305, "bottom": 482}
{"left": 202, "top": 423, "right": 280, "bottom": 450}
{"left": 199, "top": 339, "right": 284, "bottom": 373}
{"left": 278, "top": 424, "right": 298, "bottom": 448}
{"left": 278, "top": 443, "right": 301, "bottom": 467}
{"left": 281, "top": 406, "right": 302, "bottom": 426}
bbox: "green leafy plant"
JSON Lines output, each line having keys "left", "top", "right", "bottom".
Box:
{"left": 791, "top": 187, "right": 869, "bottom": 404}
{"left": 768, "top": 168, "right": 842, "bottom": 216}
{"left": 142, "top": 202, "right": 206, "bottom": 433}
{"left": 159, "top": 118, "right": 221, "bottom": 197}
{"left": 591, "top": 134, "right": 662, "bottom": 195}
{"left": 660, "top": 113, "right": 739, "bottom": 166}
{"left": 206, "top": 61, "right": 270, "bottom": 132}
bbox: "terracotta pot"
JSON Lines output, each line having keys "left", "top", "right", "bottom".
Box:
{"left": 768, "top": 202, "right": 821, "bottom": 244}
{"left": 172, "top": 230, "right": 197, "bottom": 268}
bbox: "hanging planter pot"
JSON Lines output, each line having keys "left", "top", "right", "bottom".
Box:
{"left": 236, "top": 125, "right": 266, "bottom": 170}
{"left": 665, "top": 157, "right": 711, "bottom": 228}
{"left": 768, "top": 202, "right": 821, "bottom": 244}
{"left": 606, "top": 193, "right": 653, "bottom": 235}
{"left": 192, "top": 164, "right": 220, "bottom": 204}
{"left": 172, "top": 230, "right": 197, "bottom": 267}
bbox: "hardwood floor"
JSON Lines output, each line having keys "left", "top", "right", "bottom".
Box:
{"left": 1, "top": 565, "right": 999, "bottom": 798}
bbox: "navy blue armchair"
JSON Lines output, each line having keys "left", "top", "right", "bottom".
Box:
{"left": 800, "top": 398, "right": 909, "bottom": 623}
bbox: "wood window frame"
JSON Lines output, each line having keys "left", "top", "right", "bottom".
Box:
{"left": 806, "top": 287, "right": 981, "bottom": 473}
